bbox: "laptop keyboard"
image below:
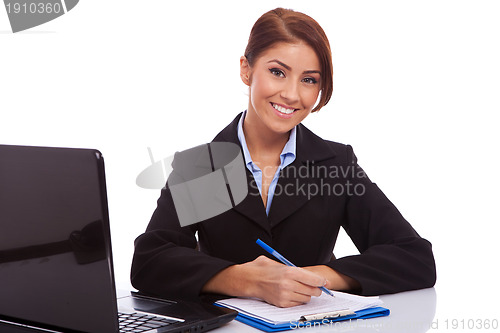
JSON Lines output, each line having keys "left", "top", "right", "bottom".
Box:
{"left": 118, "top": 312, "right": 179, "bottom": 332}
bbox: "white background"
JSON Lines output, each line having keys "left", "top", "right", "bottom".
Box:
{"left": 2, "top": 1, "right": 499, "bottom": 330}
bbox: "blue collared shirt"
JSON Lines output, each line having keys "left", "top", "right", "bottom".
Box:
{"left": 237, "top": 111, "right": 297, "bottom": 215}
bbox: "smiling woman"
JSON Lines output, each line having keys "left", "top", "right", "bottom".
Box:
{"left": 131, "top": 7, "right": 436, "bottom": 309}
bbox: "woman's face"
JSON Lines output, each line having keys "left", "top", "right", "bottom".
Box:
{"left": 241, "top": 42, "right": 321, "bottom": 135}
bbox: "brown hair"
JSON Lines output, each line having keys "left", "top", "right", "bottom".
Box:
{"left": 244, "top": 8, "right": 333, "bottom": 112}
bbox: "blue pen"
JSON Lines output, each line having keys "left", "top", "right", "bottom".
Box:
{"left": 256, "top": 239, "right": 334, "bottom": 297}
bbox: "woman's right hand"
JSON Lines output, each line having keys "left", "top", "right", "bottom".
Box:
{"left": 202, "top": 255, "right": 327, "bottom": 308}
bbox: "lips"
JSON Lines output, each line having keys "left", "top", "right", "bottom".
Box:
{"left": 271, "top": 103, "right": 297, "bottom": 115}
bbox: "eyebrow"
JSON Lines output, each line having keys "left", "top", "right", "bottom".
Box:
{"left": 267, "top": 59, "right": 321, "bottom": 75}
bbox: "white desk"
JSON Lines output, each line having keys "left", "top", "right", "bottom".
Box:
{"left": 211, "top": 288, "right": 436, "bottom": 333}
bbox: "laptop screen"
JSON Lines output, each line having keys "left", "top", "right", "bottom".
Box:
{"left": 0, "top": 145, "right": 119, "bottom": 332}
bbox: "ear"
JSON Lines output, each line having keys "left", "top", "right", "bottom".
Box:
{"left": 240, "top": 56, "right": 251, "bottom": 86}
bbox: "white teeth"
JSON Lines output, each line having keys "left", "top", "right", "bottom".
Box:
{"left": 272, "top": 103, "right": 295, "bottom": 115}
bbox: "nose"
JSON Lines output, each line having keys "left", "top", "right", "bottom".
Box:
{"left": 280, "top": 80, "right": 299, "bottom": 104}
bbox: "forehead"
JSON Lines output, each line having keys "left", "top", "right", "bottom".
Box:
{"left": 255, "top": 42, "right": 320, "bottom": 71}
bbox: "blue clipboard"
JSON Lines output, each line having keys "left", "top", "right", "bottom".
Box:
{"left": 224, "top": 306, "right": 390, "bottom": 332}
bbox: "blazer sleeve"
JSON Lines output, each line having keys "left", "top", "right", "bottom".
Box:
{"left": 130, "top": 174, "right": 235, "bottom": 300}
{"left": 327, "top": 145, "right": 436, "bottom": 295}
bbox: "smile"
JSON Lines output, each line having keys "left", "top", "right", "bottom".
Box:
{"left": 271, "top": 103, "right": 297, "bottom": 115}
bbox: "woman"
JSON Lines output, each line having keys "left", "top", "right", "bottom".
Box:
{"left": 131, "top": 8, "right": 436, "bottom": 308}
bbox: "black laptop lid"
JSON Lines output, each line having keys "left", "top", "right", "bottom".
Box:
{"left": 0, "top": 145, "right": 118, "bottom": 332}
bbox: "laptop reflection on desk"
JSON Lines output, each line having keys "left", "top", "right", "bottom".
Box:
{"left": 0, "top": 144, "right": 236, "bottom": 333}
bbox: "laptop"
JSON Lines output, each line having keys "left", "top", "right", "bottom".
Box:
{"left": 0, "top": 144, "right": 237, "bottom": 333}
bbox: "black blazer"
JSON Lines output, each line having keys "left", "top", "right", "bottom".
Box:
{"left": 131, "top": 113, "right": 436, "bottom": 300}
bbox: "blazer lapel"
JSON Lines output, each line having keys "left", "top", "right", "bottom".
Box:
{"left": 267, "top": 124, "right": 337, "bottom": 228}
{"left": 232, "top": 168, "right": 271, "bottom": 234}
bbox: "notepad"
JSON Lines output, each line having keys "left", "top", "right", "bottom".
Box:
{"left": 216, "top": 290, "right": 389, "bottom": 332}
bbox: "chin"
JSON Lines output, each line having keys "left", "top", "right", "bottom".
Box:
{"left": 266, "top": 122, "right": 295, "bottom": 135}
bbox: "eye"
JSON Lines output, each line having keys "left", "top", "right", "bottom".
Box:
{"left": 302, "top": 77, "right": 318, "bottom": 84}
{"left": 269, "top": 68, "right": 285, "bottom": 78}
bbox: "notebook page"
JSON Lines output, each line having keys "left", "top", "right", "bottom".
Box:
{"left": 216, "top": 290, "right": 383, "bottom": 324}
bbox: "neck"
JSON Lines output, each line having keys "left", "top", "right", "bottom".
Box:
{"left": 242, "top": 112, "right": 290, "bottom": 164}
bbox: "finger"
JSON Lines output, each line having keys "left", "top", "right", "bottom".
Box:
{"left": 291, "top": 280, "right": 323, "bottom": 298}
{"left": 272, "top": 290, "right": 312, "bottom": 308}
{"left": 276, "top": 274, "right": 323, "bottom": 299}
{"left": 286, "top": 267, "right": 327, "bottom": 289}
{"left": 254, "top": 255, "right": 285, "bottom": 267}
{"left": 282, "top": 269, "right": 326, "bottom": 298}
